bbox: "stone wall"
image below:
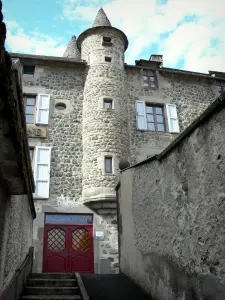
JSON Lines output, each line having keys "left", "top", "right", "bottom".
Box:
{"left": 81, "top": 27, "right": 129, "bottom": 202}
{"left": 0, "top": 192, "right": 33, "bottom": 294}
{"left": 0, "top": 2, "right": 34, "bottom": 295}
{"left": 127, "top": 67, "right": 221, "bottom": 164}
{"left": 118, "top": 93, "right": 225, "bottom": 300}
{"left": 24, "top": 64, "right": 85, "bottom": 206}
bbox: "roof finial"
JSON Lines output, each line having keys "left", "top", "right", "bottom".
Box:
{"left": 92, "top": 7, "right": 111, "bottom": 28}
{"left": 63, "top": 35, "right": 81, "bottom": 60}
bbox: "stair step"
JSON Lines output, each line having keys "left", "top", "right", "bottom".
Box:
{"left": 20, "top": 296, "right": 81, "bottom": 300}
{"left": 24, "top": 287, "right": 79, "bottom": 296}
{"left": 29, "top": 273, "right": 75, "bottom": 280}
{"left": 27, "top": 278, "right": 77, "bottom": 287}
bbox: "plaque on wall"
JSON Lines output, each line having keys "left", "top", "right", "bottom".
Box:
{"left": 27, "top": 125, "right": 47, "bottom": 138}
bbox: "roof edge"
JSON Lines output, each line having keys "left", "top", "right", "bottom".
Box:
{"left": 125, "top": 64, "right": 225, "bottom": 81}
{"left": 9, "top": 53, "right": 86, "bottom": 65}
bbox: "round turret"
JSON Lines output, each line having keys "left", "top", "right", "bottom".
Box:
{"left": 77, "top": 8, "right": 129, "bottom": 206}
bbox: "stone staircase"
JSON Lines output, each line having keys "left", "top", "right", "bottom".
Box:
{"left": 19, "top": 273, "right": 84, "bottom": 300}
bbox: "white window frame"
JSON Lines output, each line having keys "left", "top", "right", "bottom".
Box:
{"left": 36, "top": 93, "right": 50, "bottom": 125}
{"left": 166, "top": 104, "right": 180, "bottom": 133}
{"left": 33, "top": 146, "right": 51, "bottom": 199}
{"left": 136, "top": 100, "right": 147, "bottom": 130}
{"left": 136, "top": 101, "right": 180, "bottom": 133}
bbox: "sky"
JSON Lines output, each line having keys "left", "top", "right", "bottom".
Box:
{"left": 2, "top": 0, "right": 225, "bottom": 73}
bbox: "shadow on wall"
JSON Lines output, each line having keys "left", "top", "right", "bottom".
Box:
{"left": 142, "top": 253, "right": 225, "bottom": 300}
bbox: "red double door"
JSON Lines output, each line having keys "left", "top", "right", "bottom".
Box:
{"left": 43, "top": 224, "right": 94, "bottom": 273}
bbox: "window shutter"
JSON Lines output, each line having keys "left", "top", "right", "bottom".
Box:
{"left": 33, "top": 146, "right": 51, "bottom": 199}
{"left": 166, "top": 104, "right": 180, "bottom": 133}
{"left": 136, "top": 101, "right": 147, "bottom": 130}
{"left": 36, "top": 94, "right": 50, "bottom": 124}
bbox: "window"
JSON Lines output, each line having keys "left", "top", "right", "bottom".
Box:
{"left": 103, "top": 98, "right": 113, "bottom": 109}
{"left": 23, "top": 65, "right": 35, "bottom": 75}
{"left": 105, "top": 56, "right": 112, "bottom": 62}
{"left": 103, "top": 37, "right": 112, "bottom": 43}
{"left": 105, "top": 157, "right": 112, "bottom": 174}
{"left": 55, "top": 102, "right": 66, "bottom": 110}
{"left": 33, "top": 146, "right": 51, "bottom": 199}
{"left": 146, "top": 105, "right": 165, "bottom": 132}
{"left": 29, "top": 148, "right": 35, "bottom": 170}
{"left": 216, "top": 81, "right": 225, "bottom": 93}
{"left": 102, "top": 36, "right": 112, "bottom": 46}
{"left": 142, "top": 70, "right": 157, "bottom": 88}
{"left": 23, "top": 93, "right": 50, "bottom": 125}
{"left": 136, "top": 101, "right": 180, "bottom": 133}
{"left": 24, "top": 95, "right": 36, "bottom": 123}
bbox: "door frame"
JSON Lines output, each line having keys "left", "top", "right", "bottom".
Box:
{"left": 42, "top": 213, "right": 94, "bottom": 273}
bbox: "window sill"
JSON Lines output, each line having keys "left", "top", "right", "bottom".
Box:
{"left": 102, "top": 42, "right": 113, "bottom": 47}
{"left": 143, "top": 86, "right": 159, "bottom": 90}
{"left": 104, "top": 173, "right": 116, "bottom": 176}
{"left": 101, "top": 108, "right": 115, "bottom": 111}
{"left": 137, "top": 130, "right": 179, "bottom": 136}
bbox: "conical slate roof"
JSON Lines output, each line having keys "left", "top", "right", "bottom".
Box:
{"left": 63, "top": 35, "right": 81, "bottom": 60}
{"left": 92, "top": 7, "right": 111, "bottom": 27}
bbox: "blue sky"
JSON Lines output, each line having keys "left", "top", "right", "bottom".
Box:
{"left": 3, "top": 0, "right": 225, "bottom": 73}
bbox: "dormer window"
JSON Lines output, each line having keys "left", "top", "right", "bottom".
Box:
{"left": 102, "top": 36, "right": 112, "bottom": 46}
{"left": 23, "top": 65, "right": 35, "bottom": 75}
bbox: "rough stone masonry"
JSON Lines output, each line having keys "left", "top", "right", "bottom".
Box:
{"left": 10, "top": 7, "right": 225, "bottom": 274}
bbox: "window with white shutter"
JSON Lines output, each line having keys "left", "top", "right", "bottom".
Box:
{"left": 136, "top": 101, "right": 147, "bottom": 130}
{"left": 166, "top": 104, "right": 180, "bottom": 133}
{"left": 36, "top": 94, "right": 50, "bottom": 125}
{"left": 33, "top": 146, "right": 51, "bottom": 199}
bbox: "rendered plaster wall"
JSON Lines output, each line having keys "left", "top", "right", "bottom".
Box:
{"left": 127, "top": 67, "right": 220, "bottom": 164}
{"left": 119, "top": 102, "right": 225, "bottom": 299}
{"left": 0, "top": 193, "right": 33, "bottom": 294}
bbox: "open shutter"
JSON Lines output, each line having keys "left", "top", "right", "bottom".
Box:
{"left": 166, "top": 104, "right": 180, "bottom": 133}
{"left": 33, "top": 146, "right": 51, "bottom": 199}
{"left": 136, "top": 101, "right": 147, "bottom": 130}
{"left": 36, "top": 94, "right": 50, "bottom": 124}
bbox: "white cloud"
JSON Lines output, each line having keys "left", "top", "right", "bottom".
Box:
{"left": 5, "top": 0, "right": 225, "bottom": 73}
{"left": 61, "top": 0, "right": 225, "bottom": 73}
{"left": 5, "top": 20, "right": 66, "bottom": 57}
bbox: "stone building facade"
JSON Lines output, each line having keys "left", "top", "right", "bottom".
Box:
{"left": 117, "top": 91, "right": 225, "bottom": 300}
{"left": 10, "top": 8, "right": 225, "bottom": 274}
{"left": 0, "top": 2, "right": 35, "bottom": 296}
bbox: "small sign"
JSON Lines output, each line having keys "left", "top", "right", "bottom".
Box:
{"left": 96, "top": 230, "right": 104, "bottom": 237}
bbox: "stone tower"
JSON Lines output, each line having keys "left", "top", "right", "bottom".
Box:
{"left": 77, "top": 8, "right": 129, "bottom": 208}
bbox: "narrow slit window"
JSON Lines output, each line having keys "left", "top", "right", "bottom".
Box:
{"left": 105, "top": 56, "right": 112, "bottom": 62}
{"left": 102, "top": 36, "right": 112, "bottom": 46}
{"left": 103, "top": 37, "right": 112, "bottom": 43}
{"left": 105, "top": 157, "right": 112, "bottom": 174}
{"left": 103, "top": 98, "right": 113, "bottom": 109}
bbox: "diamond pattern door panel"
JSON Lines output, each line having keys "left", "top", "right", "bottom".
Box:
{"left": 48, "top": 228, "right": 66, "bottom": 252}
{"left": 43, "top": 226, "right": 68, "bottom": 273}
{"left": 72, "top": 228, "right": 90, "bottom": 251}
{"left": 70, "top": 226, "right": 94, "bottom": 274}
